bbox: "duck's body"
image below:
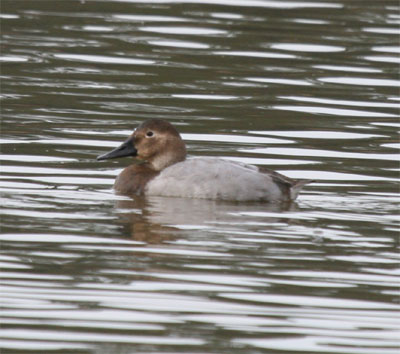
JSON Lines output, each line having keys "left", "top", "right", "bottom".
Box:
{"left": 146, "top": 157, "right": 310, "bottom": 201}
{"left": 97, "top": 119, "right": 313, "bottom": 202}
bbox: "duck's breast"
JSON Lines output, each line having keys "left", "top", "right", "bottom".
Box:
{"left": 145, "top": 157, "right": 283, "bottom": 201}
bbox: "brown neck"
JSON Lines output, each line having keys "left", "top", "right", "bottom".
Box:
{"left": 114, "top": 163, "right": 160, "bottom": 195}
{"left": 148, "top": 140, "right": 186, "bottom": 171}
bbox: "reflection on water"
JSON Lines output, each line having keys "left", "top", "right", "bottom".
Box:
{"left": 1, "top": 0, "right": 399, "bottom": 353}
{"left": 116, "top": 195, "right": 296, "bottom": 242}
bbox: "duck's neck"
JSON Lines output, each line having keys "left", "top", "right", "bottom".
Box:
{"left": 148, "top": 140, "right": 187, "bottom": 171}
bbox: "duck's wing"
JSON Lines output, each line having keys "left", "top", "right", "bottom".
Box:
{"left": 258, "top": 166, "right": 314, "bottom": 200}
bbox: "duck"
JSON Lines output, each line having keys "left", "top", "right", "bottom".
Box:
{"left": 97, "top": 119, "right": 313, "bottom": 202}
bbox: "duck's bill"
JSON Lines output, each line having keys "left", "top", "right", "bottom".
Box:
{"left": 97, "top": 137, "right": 137, "bottom": 161}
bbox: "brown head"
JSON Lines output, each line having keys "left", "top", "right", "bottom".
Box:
{"left": 97, "top": 119, "right": 187, "bottom": 171}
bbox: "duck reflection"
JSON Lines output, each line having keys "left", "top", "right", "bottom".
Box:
{"left": 115, "top": 195, "right": 298, "bottom": 244}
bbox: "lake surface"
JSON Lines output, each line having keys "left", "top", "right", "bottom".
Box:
{"left": 1, "top": 0, "right": 399, "bottom": 353}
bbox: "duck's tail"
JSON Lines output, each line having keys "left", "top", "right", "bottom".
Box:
{"left": 290, "top": 179, "right": 315, "bottom": 200}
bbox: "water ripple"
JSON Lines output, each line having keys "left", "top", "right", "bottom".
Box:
{"left": 54, "top": 54, "right": 155, "bottom": 65}
{"left": 1, "top": 1, "right": 398, "bottom": 353}
{"left": 319, "top": 77, "right": 400, "bottom": 87}
{"left": 139, "top": 26, "right": 227, "bottom": 35}
{"left": 271, "top": 43, "right": 345, "bottom": 52}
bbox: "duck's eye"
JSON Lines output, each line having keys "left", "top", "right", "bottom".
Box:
{"left": 146, "top": 131, "right": 154, "bottom": 137}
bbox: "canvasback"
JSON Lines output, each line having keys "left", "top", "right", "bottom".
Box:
{"left": 97, "top": 119, "right": 313, "bottom": 201}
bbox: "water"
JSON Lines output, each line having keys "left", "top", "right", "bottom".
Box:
{"left": 1, "top": 0, "right": 399, "bottom": 353}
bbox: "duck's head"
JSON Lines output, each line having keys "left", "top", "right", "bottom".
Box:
{"left": 97, "top": 119, "right": 187, "bottom": 171}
